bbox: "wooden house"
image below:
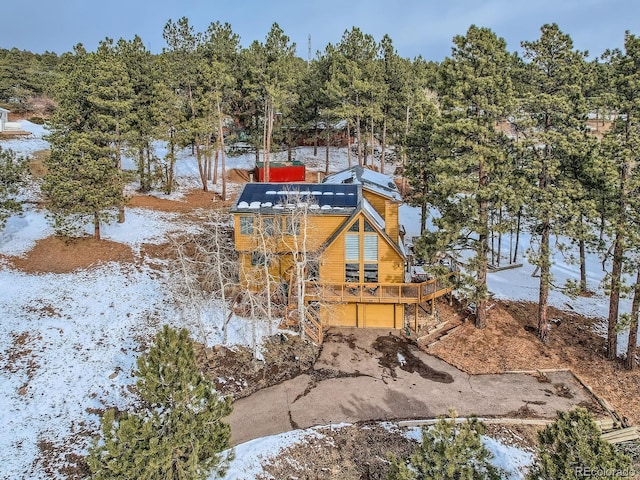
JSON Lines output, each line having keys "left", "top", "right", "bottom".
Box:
{"left": 230, "top": 166, "right": 453, "bottom": 341}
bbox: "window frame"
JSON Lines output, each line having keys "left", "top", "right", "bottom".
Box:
{"left": 239, "top": 216, "right": 254, "bottom": 235}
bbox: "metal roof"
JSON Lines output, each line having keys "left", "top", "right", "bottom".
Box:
{"left": 322, "top": 165, "right": 402, "bottom": 202}
{"left": 231, "top": 182, "right": 359, "bottom": 213}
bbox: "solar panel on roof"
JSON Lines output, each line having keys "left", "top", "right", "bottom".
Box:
{"left": 236, "top": 183, "right": 358, "bottom": 210}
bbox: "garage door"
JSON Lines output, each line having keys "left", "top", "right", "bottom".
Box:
{"left": 364, "top": 304, "right": 397, "bottom": 328}
{"left": 324, "top": 303, "right": 357, "bottom": 327}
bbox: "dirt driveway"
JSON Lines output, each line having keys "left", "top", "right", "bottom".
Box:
{"left": 229, "top": 328, "right": 602, "bottom": 446}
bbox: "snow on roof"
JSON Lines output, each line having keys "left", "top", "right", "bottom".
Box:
{"left": 231, "top": 183, "right": 359, "bottom": 213}
{"left": 323, "top": 166, "right": 402, "bottom": 202}
{"left": 362, "top": 197, "right": 385, "bottom": 231}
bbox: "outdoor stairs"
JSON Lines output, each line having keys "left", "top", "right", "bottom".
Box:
{"left": 283, "top": 270, "right": 324, "bottom": 344}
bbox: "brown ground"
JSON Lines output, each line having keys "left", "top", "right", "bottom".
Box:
{"left": 427, "top": 299, "right": 640, "bottom": 426}
{"left": 128, "top": 189, "right": 221, "bottom": 212}
{"left": 4, "top": 236, "right": 134, "bottom": 274}
{"left": 5, "top": 169, "right": 639, "bottom": 477}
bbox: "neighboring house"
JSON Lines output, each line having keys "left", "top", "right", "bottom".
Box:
{"left": 230, "top": 166, "right": 453, "bottom": 342}
{"left": 254, "top": 160, "right": 306, "bottom": 182}
{"left": 0, "top": 107, "right": 8, "bottom": 132}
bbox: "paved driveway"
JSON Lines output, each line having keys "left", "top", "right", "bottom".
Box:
{"left": 229, "top": 328, "right": 600, "bottom": 446}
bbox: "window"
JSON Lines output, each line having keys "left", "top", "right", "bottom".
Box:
{"left": 308, "top": 261, "right": 319, "bottom": 281}
{"left": 345, "top": 234, "right": 359, "bottom": 261}
{"left": 240, "top": 216, "right": 254, "bottom": 235}
{"left": 262, "top": 217, "right": 275, "bottom": 236}
{"left": 363, "top": 235, "right": 378, "bottom": 261}
{"left": 345, "top": 263, "right": 360, "bottom": 282}
{"left": 251, "top": 252, "right": 267, "bottom": 266}
{"left": 285, "top": 217, "right": 300, "bottom": 236}
{"left": 364, "top": 219, "right": 375, "bottom": 232}
{"left": 364, "top": 264, "right": 378, "bottom": 282}
{"left": 348, "top": 220, "right": 360, "bottom": 232}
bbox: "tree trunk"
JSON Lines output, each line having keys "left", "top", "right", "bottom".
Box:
{"left": 356, "top": 99, "right": 362, "bottom": 166}
{"left": 380, "top": 116, "right": 387, "bottom": 174}
{"left": 476, "top": 159, "right": 488, "bottom": 329}
{"left": 264, "top": 101, "right": 273, "bottom": 183}
{"left": 490, "top": 211, "right": 495, "bottom": 267}
{"left": 94, "top": 211, "right": 101, "bottom": 240}
{"left": 195, "top": 141, "right": 208, "bottom": 192}
{"left": 497, "top": 208, "right": 503, "bottom": 267}
{"left": 608, "top": 231, "right": 624, "bottom": 359}
{"left": 579, "top": 237, "right": 587, "bottom": 293}
{"left": 313, "top": 124, "right": 318, "bottom": 156}
{"left": 145, "top": 144, "right": 152, "bottom": 193}
{"left": 217, "top": 99, "right": 227, "bottom": 201}
{"left": 325, "top": 130, "right": 330, "bottom": 176}
{"left": 513, "top": 206, "right": 522, "bottom": 263}
{"left": 213, "top": 148, "right": 219, "bottom": 185}
{"left": 538, "top": 219, "right": 551, "bottom": 343}
{"left": 608, "top": 153, "right": 629, "bottom": 360}
{"left": 206, "top": 137, "right": 212, "bottom": 182}
{"left": 626, "top": 269, "right": 640, "bottom": 370}
{"left": 420, "top": 201, "right": 428, "bottom": 236}
{"left": 346, "top": 122, "right": 352, "bottom": 167}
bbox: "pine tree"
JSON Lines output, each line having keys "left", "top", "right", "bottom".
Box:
{"left": 404, "top": 101, "right": 441, "bottom": 236}
{"left": 88, "top": 325, "right": 233, "bottom": 480}
{"left": 0, "top": 147, "right": 28, "bottom": 230}
{"left": 261, "top": 23, "right": 301, "bottom": 181}
{"left": 519, "top": 24, "right": 590, "bottom": 343}
{"left": 43, "top": 44, "right": 126, "bottom": 239}
{"left": 526, "top": 409, "right": 631, "bottom": 480}
{"left": 388, "top": 415, "right": 501, "bottom": 480}
{"left": 199, "top": 21, "right": 240, "bottom": 201}
{"left": 326, "top": 27, "right": 379, "bottom": 166}
{"left": 600, "top": 32, "right": 640, "bottom": 360}
{"left": 116, "top": 36, "right": 161, "bottom": 193}
{"left": 430, "top": 25, "right": 515, "bottom": 328}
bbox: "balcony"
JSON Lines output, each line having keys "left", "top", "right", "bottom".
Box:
{"left": 305, "top": 272, "right": 456, "bottom": 304}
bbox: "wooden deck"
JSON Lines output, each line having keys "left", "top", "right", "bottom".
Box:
{"left": 305, "top": 272, "right": 457, "bottom": 305}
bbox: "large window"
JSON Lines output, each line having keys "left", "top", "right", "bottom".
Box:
{"left": 345, "top": 263, "right": 360, "bottom": 282}
{"left": 364, "top": 264, "right": 378, "bottom": 282}
{"left": 344, "top": 222, "right": 379, "bottom": 283}
{"left": 240, "top": 216, "right": 254, "bottom": 235}
{"left": 262, "top": 217, "right": 275, "bottom": 236}
{"left": 345, "top": 234, "right": 359, "bottom": 261}
{"left": 364, "top": 235, "right": 378, "bottom": 261}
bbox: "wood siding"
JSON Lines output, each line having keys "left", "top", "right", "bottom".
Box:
{"left": 362, "top": 189, "right": 399, "bottom": 242}
{"left": 319, "top": 212, "right": 403, "bottom": 284}
{"left": 234, "top": 213, "right": 347, "bottom": 253}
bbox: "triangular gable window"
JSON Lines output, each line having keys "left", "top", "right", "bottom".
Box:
{"left": 364, "top": 219, "right": 375, "bottom": 232}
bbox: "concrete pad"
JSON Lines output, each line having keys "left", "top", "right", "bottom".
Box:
{"left": 229, "top": 328, "right": 602, "bottom": 446}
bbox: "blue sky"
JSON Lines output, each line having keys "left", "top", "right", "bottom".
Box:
{"left": 1, "top": 0, "right": 638, "bottom": 60}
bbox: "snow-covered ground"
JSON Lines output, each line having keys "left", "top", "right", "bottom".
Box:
{"left": 219, "top": 423, "right": 534, "bottom": 480}
{"left": 399, "top": 204, "right": 640, "bottom": 353}
{"left": 1, "top": 119, "right": 618, "bottom": 479}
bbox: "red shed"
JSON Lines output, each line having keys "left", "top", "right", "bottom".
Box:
{"left": 254, "top": 161, "right": 305, "bottom": 182}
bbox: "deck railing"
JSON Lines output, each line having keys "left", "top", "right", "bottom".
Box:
{"left": 305, "top": 272, "right": 457, "bottom": 304}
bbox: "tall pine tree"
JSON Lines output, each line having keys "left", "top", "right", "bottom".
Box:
{"left": 600, "top": 32, "right": 640, "bottom": 359}
{"left": 43, "top": 44, "right": 125, "bottom": 239}
{"left": 430, "top": 25, "right": 515, "bottom": 328}
{"left": 519, "top": 24, "right": 589, "bottom": 343}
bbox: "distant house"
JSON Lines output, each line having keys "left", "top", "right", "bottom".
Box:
{"left": 0, "top": 108, "right": 8, "bottom": 132}
{"left": 254, "top": 160, "right": 306, "bottom": 182}
{"left": 230, "top": 166, "right": 454, "bottom": 342}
